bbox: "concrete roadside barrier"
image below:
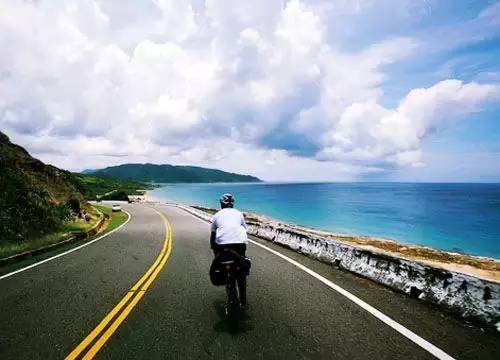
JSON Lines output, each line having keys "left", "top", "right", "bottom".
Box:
{"left": 178, "top": 204, "right": 500, "bottom": 330}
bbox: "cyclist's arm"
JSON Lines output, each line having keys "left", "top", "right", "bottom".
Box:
{"left": 210, "top": 217, "right": 217, "bottom": 249}
{"left": 240, "top": 213, "right": 247, "bottom": 229}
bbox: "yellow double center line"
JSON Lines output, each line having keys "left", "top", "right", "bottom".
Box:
{"left": 66, "top": 209, "right": 173, "bottom": 360}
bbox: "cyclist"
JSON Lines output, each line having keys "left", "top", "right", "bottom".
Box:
{"left": 210, "top": 193, "right": 248, "bottom": 308}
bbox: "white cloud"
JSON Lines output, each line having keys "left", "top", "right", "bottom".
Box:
{"left": 153, "top": 0, "right": 197, "bottom": 42}
{"left": 0, "top": 0, "right": 499, "bottom": 180}
{"left": 318, "top": 80, "right": 500, "bottom": 166}
{"left": 294, "top": 36, "right": 418, "bottom": 141}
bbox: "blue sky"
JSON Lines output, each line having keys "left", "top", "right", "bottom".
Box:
{"left": 0, "top": 0, "right": 499, "bottom": 181}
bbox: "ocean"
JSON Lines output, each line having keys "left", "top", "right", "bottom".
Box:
{"left": 148, "top": 182, "right": 500, "bottom": 259}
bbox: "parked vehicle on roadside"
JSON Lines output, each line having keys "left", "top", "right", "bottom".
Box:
{"left": 112, "top": 204, "right": 121, "bottom": 212}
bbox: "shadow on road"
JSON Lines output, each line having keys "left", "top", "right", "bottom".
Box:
{"left": 213, "top": 300, "right": 254, "bottom": 335}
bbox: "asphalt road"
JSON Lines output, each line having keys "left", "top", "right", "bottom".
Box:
{"left": 0, "top": 203, "right": 499, "bottom": 359}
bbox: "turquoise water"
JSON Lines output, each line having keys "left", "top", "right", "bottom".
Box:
{"left": 149, "top": 182, "right": 500, "bottom": 259}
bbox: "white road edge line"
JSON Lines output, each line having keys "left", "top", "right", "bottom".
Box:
{"left": 0, "top": 211, "right": 131, "bottom": 281}
{"left": 248, "top": 239, "right": 456, "bottom": 360}
{"left": 178, "top": 206, "right": 456, "bottom": 360}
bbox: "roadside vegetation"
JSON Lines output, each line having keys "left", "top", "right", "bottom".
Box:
{"left": 0, "top": 201, "right": 98, "bottom": 259}
{"left": 0, "top": 204, "right": 128, "bottom": 260}
{"left": 0, "top": 171, "right": 74, "bottom": 243}
{"left": 0, "top": 131, "right": 135, "bottom": 260}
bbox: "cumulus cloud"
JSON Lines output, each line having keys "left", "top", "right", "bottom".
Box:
{"left": 318, "top": 80, "right": 500, "bottom": 166}
{"left": 0, "top": 0, "right": 499, "bottom": 180}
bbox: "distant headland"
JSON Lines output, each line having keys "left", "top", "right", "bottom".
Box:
{"left": 86, "top": 163, "right": 262, "bottom": 183}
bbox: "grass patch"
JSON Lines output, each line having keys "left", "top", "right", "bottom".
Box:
{"left": 62, "top": 205, "right": 101, "bottom": 233}
{"left": 0, "top": 231, "right": 73, "bottom": 259}
{"left": 94, "top": 205, "right": 128, "bottom": 233}
{"left": 0, "top": 204, "right": 127, "bottom": 260}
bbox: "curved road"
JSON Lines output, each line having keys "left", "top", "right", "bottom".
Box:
{"left": 0, "top": 203, "right": 499, "bottom": 359}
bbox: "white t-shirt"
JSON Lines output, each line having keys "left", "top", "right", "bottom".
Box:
{"left": 211, "top": 208, "right": 248, "bottom": 245}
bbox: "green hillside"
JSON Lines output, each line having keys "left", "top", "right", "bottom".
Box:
{"left": 0, "top": 132, "right": 151, "bottom": 242}
{"left": 0, "top": 131, "right": 84, "bottom": 241}
{"left": 90, "top": 163, "right": 262, "bottom": 183}
{"left": 75, "top": 174, "right": 155, "bottom": 200}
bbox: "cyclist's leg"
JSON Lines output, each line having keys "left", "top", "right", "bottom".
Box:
{"left": 234, "top": 244, "right": 248, "bottom": 306}
{"left": 212, "top": 243, "right": 222, "bottom": 257}
{"left": 237, "top": 275, "right": 247, "bottom": 306}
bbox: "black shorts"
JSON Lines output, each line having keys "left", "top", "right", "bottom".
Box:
{"left": 213, "top": 243, "right": 247, "bottom": 257}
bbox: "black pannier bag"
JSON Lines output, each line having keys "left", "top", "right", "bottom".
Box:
{"left": 209, "top": 249, "right": 251, "bottom": 286}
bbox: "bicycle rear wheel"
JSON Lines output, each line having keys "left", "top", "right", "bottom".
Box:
{"left": 225, "top": 278, "right": 240, "bottom": 316}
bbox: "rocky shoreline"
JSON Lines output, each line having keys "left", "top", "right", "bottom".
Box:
{"left": 178, "top": 204, "right": 500, "bottom": 330}
{"left": 191, "top": 205, "right": 500, "bottom": 281}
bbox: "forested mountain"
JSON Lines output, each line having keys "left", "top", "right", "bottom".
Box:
{"left": 90, "top": 163, "right": 262, "bottom": 183}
